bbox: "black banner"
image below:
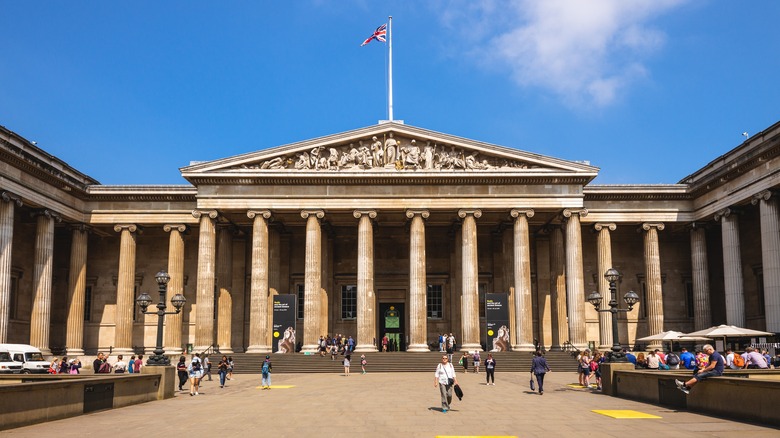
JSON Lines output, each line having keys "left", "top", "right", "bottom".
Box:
{"left": 486, "top": 293, "right": 511, "bottom": 352}
{"left": 273, "top": 294, "right": 297, "bottom": 353}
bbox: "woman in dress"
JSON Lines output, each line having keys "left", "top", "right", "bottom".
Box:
{"left": 530, "top": 351, "right": 551, "bottom": 395}
{"left": 434, "top": 355, "right": 458, "bottom": 413}
{"left": 459, "top": 351, "right": 470, "bottom": 373}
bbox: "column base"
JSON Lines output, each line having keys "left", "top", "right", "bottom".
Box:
{"left": 406, "top": 343, "right": 430, "bottom": 352}
{"left": 111, "top": 347, "right": 134, "bottom": 356}
{"left": 300, "top": 344, "right": 320, "bottom": 354}
{"left": 164, "top": 347, "right": 184, "bottom": 356}
{"left": 245, "top": 345, "right": 272, "bottom": 354}
{"left": 66, "top": 348, "right": 85, "bottom": 357}
{"left": 511, "top": 343, "right": 536, "bottom": 352}
{"left": 38, "top": 348, "right": 53, "bottom": 357}
{"left": 219, "top": 348, "right": 234, "bottom": 354}
{"left": 354, "top": 344, "right": 378, "bottom": 353}
{"left": 549, "top": 345, "right": 563, "bottom": 352}
{"left": 598, "top": 344, "right": 613, "bottom": 351}
{"left": 459, "top": 343, "right": 482, "bottom": 352}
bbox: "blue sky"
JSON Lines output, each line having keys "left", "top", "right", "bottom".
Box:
{"left": 1, "top": 1, "right": 778, "bottom": 185}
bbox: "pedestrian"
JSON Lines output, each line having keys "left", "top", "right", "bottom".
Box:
{"left": 439, "top": 333, "right": 445, "bottom": 352}
{"left": 459, "top": 351, "right": 470, "bottom": 373}
{"left": 530, "top": 350, "right": 551, "bottom": 395}
{"left": 343, "top": 354, "right": 351, "bottom": 376}
{"left": 676, "top": 344, "right": 724, "bottom": 394}
{"left": 58, "top": 356, "right": 69, "bottom": 374}
{"left": 176, "top": 356, "right": 188, "bottom": 391}
{"left": 188, "top": 353, "right": 203, "bottom": 396}
{"left": 113, "top": 355, "right": 127, "bottom": 373}
{"left": 473, "top": 350, "right": 481, "bottom": 374}
{"left": 360, "top": 354, "right": 367, "bottom": 374}
{"left": 128, "top": 355, "right": 136, "bottom": 374}
{"left": 485, "top": 353, "right": 496, "bottom": 385}
{"left": 434, "top": 354, "right": 458, "bottom": 413}
{"left": 261, "top": 355, "right": 272, "bottom": 389}
{"left": 134, "top": 355, "right": 143, "bottom": 373}
{"left": 203, "top": 355, "right": 212, "bottom": 381}
{"left": 382, "top": 335, "right": 389, "bottom": 352}
{"left": 92, "top": 353, "right": 104, "bottom": 374}
{"left": 591, "top": 351, "right": 603, "bottom": 390}
{"left": 69, "top": 358, "right": 81, "bottom": 374}
{"left": 446, "top": 334, "right": 454, "bottom": 363}
{"left": 217, "top": 355, "right": 229, "bottom": 388}
{"left": 227, "top": 356, "right": 234, "bottom": 380}
{"left": 679, "top": 347, "right": 696, "bottom": 370}
{"left": 579, "top": 350, "right": 592, "bottom": 385}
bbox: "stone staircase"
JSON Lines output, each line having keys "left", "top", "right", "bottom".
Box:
{"left": 214, "top": 351, "right": 579, "bottom": 374}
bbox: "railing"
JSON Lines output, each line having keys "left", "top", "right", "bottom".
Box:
{"left": 562, "top": 341, "right": 580, "bottom": 356}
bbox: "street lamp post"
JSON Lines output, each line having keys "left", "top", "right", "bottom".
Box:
{"left": 587, "top": 268, "right": 639, "bottom": 362}
{"left": 135, "top": 270, "right": 186, "bottom": 366}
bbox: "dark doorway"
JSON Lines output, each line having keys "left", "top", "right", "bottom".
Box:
{"left": 379, "top": 302, "right": 405, "bottom": 351}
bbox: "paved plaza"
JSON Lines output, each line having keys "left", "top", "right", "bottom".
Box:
{"left": 6, "top": 370, "right": 778, "bottom": 437}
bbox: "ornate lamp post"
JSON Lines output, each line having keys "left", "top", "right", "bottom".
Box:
{"left": 135, "top": 270, "right": 186, "bottom": 366}
{"left": 587, "top": 268, "right": 639, "bottom": 362}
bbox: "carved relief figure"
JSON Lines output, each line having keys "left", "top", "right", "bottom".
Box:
{"left": 371, "top": 136, "right": 383, "bottom": 167}
{"left": 404, "top": 139, "right": 421, "bottom": 169}
{"left": 384, "top": 133, "right": 397, "bottom": 166}
{"left": 295, "top": 151, "right": 311, "bottom": 169}
{"left": 422, "top": 142, "right": 435, "bottom": 169}
{"left": 260, "top": 156, "right": 287, "bottom": 169}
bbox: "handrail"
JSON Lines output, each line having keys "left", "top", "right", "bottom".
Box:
{"left": 562, "top": 341, "right": 581, "bottom": 356}
{"left": 196, "top": 344, "right": 219, "bottom": 357}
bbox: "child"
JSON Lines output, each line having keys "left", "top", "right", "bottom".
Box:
{"left": 343, "top": 354, "right": 351, "bottom": 376}
{"left": 360, "top": 354, "right": 367, "bottom": 374}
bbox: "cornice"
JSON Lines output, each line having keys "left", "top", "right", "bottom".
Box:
{"left": 85, "top": 185, "right": 198, "bottom": 202}
{"left": 584, "top": 184, "right": 691, "bottom": 201}
{"left": 184, "top": 175, "right": 595, "bottom": 186}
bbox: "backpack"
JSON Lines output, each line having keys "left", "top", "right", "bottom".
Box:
{"left": 732, "top": 354, "right": 745, "bottom": 368}
{"left": 589, "top": 360, "right": 599, "bottom": 371}
{"left": 666, "top": 353, "right": 680, "bottom": 366}
{"left": 98, "top": 361, "right": 112, "bottom": 373}
{"left": 192, "top": 360, "right": 202, "bottom": 372}
{"left": 262, "top": 361, "right": 270, "bottom": 375}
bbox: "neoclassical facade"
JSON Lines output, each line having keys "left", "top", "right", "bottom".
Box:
{"left": 1, "top": 121, "right": 778, "bottom": 356}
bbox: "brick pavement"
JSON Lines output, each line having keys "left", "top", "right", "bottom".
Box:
{"left": 6, "top": 370, "right": 778, "bottom": 437}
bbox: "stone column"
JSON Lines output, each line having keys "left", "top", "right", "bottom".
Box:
{"left": 458, "top": 209, "right": 482, "bottom": 352}
{"left": 753, "top": 191, "right": 780, "bottom": 332}
{"left": 715, "top": 208, "right": 745, "bottom": 327}
{"left": 643, "top": 223, "right": 665, "bottom": 349}
{"left": 549, "top": 226, "right": 567, "bottom": 351}
{"left": 511, "top": 209, "right": 535, "bottom": 351}
{"left": 216, "top": 225, "right": 234, "bottom": 353}
{"left": 267, "top": 227, "right": 281, "bottom": 347}
{"left": 594, "top": 223, "right": 616, "bottom": 350}
{"left": 163, "top": 224, "right": 186, "bottom": 355}
{"left": 354, "top": 210, "right": 379, "bottom": 353}
{"left": 246, "top": 210, "right": 272, "bottom": 353}
{"left": 301, "top": 210, "right": 324, "bottom": 353}
{"left": 113, "top": 223, "right": 138, "bottom": 355}
{"left": 193, "top": 210, "right": 218, "bottom": 351}
{"left": 406, "top": 209, "right": 429, "bottom": 352}
{"left": 689, "top": 223, "right": 712, "bottom": 331}
{"left": 30, "top": 210, "right": 60, "bottom": 356}
{"left": 0, "top": 192, "right": 21, "bottom": 343}
{"left": 65, "top": 225, "right": 89, "bottom": 356}
{"left": 563, "top": 209, "right": 587, "bottom": 350}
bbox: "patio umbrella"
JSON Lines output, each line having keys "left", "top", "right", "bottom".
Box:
{"left": 684, "top": 324, "right": 773, "bottom": 350}
{"left": 636, "top": 331, "right": 711, "bottom": 351}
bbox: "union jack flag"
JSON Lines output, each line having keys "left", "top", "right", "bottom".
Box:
{"left": 361, "top": 23, "right": 387, "bottom": 46}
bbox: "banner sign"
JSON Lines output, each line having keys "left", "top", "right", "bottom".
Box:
{"left": 485, "top": 293, "right": 511, "bottom": 352}
{"left": 273, "top": 294, "right": 297, "bottom": 353}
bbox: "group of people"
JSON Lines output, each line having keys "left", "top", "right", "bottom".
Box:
{"left": 90, "top": 352, "right": 143, "bottom": 374}
{"left": 48, "top": 356, "right": 82, "bottom": 374}
{"left": 438, "top": 333, "right": 457, "bottom": 357}
{"left": 576, "top": 349, "right": 604, "bottom": 390}
{"left": 318, "top": 334, "right": 355, "bottom": 358}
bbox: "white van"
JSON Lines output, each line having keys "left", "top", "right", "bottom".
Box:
{"left": 1, "top": 344, "right": 50, "bottom": 374}
{"left": 0, "top": 346, "right": 23, "bottom": 374}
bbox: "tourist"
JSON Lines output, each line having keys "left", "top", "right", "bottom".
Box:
{"left": 68, "top": 358, "right": 81, "bottom": 374}
{"left": 343, "top": 354, "right": 351, "bottom": 376}
{"left": 189, "top": 353, "right": 203, "bottom": 396}
{"left": 128, "top": 355, "right": 136, "bottom": 374}
{"left": 530, "top": 351, "right": 551, "bottom": 395}
{"left": 676, "top": 344, "right": 724, "bottom": 394}
{"left": 58, "top": 356, "right": 69, "bottom": 374}
{"left": 434, "top": 354, "right": 458, "bottom": 413}
{"left": 666, "top": 350, "right": 681, "bottom": 369}
{"left": 746, "top": 347, "right": 769, "bottom": 369}
{"left": 459, "top": 351, "right": 470, "bottom": 373}
{"left": 725, "top": 348, "right": 740, "bottom": 369}
{"left": 473, "top": 350, "right": 481, "bottom": 374}
{"left": 625, "top": 349, "right": 637, "bottom": 365}
{"left": 439, "top": 333, "right": 445, "bottom": 352}
{"left": 227, "top": 356, "right": 234, "bottom": 380}
{"left": 761, "top": 349, "right": 772, "bottom": 369}
{"left": 176, "top": 356, "right": 188, "bottom": 391}
{"left": 347, "top": 336, "right": 355, "bottom": 353}
{"left": 134, "top": 355, "right": 143, "bottom": 373}
{"left": 679, "top": 347, "right": 696, "bottom": 370}
{"left": 261, "top": 355, "right": 272, "bottom": 389}
{"left": 485, "top": 353, "right": 496, "bottom": 386}
{"left": 774, "top": 353, "right": 780, "bottom": 369}
{"left": 382, "top": 334, "right": 389, "bottom": 352}
{"left": 203, "top": 355, "right": 212, "bottom": 381}
{"left": 695, "top": 349, "right": 710, "bottom": 375}
{"left": 331, "top": 343, "right": 338, "bottom": 360}
{"left": 446, "top": 334, "right": 454, "bottom": 362}
{"left": 113, "top": 355, "right": 127, "bottom": 373}
{"left": 360, "top": 354, "right": 367, "bottom": 374}
{"left": 591, "top": 351, "right": 603, "bottom": 390}
{"left": 579, "top": 350, "right": 592, "bottom": 386}
{"left": 48, "top": 358, "right": 59, "bottom": 374}
{"left": 646, "top": 350, "right": 660, "bottom": 370}
{"left": 217, "top": 355, "right": 229, "bottom": 388}
{"left": 92, "top": 353, "right": 104, "bottom": 374}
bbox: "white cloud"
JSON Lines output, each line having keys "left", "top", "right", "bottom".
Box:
{"left": 436, "top": 0, "right": 686, "bottom": 107}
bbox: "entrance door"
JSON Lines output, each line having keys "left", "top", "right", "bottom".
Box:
{"left": 379, "top": 303, "right": 405, "bottom": 351}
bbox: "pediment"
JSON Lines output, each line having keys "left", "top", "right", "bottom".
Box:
{"left": 180, "top": 123, "right": 598, "bottom": 183}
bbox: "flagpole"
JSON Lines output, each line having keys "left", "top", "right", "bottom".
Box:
{"left": 388, "top": 15, "right": 394, "bottom": 122}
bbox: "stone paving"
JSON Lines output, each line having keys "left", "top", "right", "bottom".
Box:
{"left": 6, "top": 369, "right": 779, "bottom": 437}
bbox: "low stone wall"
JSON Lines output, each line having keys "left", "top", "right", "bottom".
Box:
{"left": 0, "top": 374, "right": 161, "bottom": 431}
{"left": 613, "top": 369, "right": 780, "bottom": 427}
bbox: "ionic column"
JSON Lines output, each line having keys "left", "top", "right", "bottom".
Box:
{"left": 163, "top": 224, "right": 186, "bottom": 355}
{"left": 458, "top": 209, "right": 482, "bottom": 352}
{"left": 549, "top": 226, "right": 567, "bottom": 351}
{"left": 511, "top": 209, "right": 535, "bottom": 351}
{"left": 563, "top": 209, "right": 587, "bottom": 350}
{"left": 689, "top": 223, "right": 712, "bottom": 330}
{"left": 643, "top": 223, "right": 665, "bottom": 349}
{"left": 30, "top": 210, "right": 60, "bottom": 356}
{"left": 65, "top": 225, "right": 89, "bottom": 356}
{"left": 594, "top": 223, "right": 616, "bottom": 350}
{"left": 354, "top": 210, "right": 379, "bottom": 353}
{"left": 715, "top": 208, "right": 745, "bottom": 327}
{"left": 753, "top": 191, "right": 780, "bottom": 331}
{"left": 193, "top": 210, "right": 218, "bottom": 351}
{"left": 301, "top": 210, "right": 324, "bottom": 353}
{"left": 113, "top": 223, "right": 138, "bottom": 355}
{"left": 216, "top": 225, "right": 234, "bottom": 353}
{"left": 0, "top": 192, "right": 22, "bottom": 343}
{"left": 267, "top": 227, "right": 281, "bottom": 347}
{"left": 246, "top": 210, "right": 272, "bottom": 353}
{"left": 406, "top": 209, "right": 429, "bottom": 352}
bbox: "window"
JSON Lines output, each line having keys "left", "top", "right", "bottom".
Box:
{"left": 9, "top": 274, "right": 19, "bottom": 320}
{"left": 297, "top": 284, "right": 304, "bottom": 320}
{"left": 84, "top": 285, "right": 93, "bottom": 321}
{"left": 427, "top": 284, "right": 443, "bottom": 319}
{"left": 341, "top": 285, "right": 357, "bottom": 320}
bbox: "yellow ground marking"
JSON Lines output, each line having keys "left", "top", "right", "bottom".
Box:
{"left": 437, "top": 436, "right": 518, "bottom": 438}
{"left": 255, "top": 385, "right": 295, "bottom": 389}
{"left": 567, "top": 384, "right": 588, "bottom": 388}
{"left": 592, "top": 410, "right": 662, "bottom": 419}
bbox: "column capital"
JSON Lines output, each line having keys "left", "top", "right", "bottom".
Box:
{"left": 70, "top": 223, "right": 91, "bottom": 233}
{"left": 641, "top": 222, "right": 665, "bottom": 232}
{"left": 562, "top": 208, "right": 588, "bottom": 218}
{"left": 405, "top": 209, "right": 429, "bottom": 219}
{"left": 354, "top": 210, "right": 378, "bottom": 219}
{"left": 510, "top": 208, "right": 534, "bottom": 219}
{"left": 113, "top": 223, "right": 140, "bottom": 233}
{"left": 751, "top": 189, "right": 777, "bottom": 205}
{"left": 31, "top": 209, "right": 62, "bottom": 223}
{"left": 192, "top": 209, "right": 218, "bottom": 220}
{"left": 457, "top": 209, "right": 482, "bottom": 219}
{"left": 594, "top": 223, "right": 616, "bottom": 232}
{"left": 714, "top": 207, "right": 740, "bottom": 221}
{"left": 247, "top": 210, "right": 272, "bottom": 220}
{"left": 163, "top": 224, "right": 188, "bottom": 233}
{"left": 300, "top": 209, "right": 325, "bottom": 219}
{"left": 1, "top": 191, "right": 22, "bottom": 207}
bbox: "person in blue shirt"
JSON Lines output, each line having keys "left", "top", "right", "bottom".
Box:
{"left": 676, "top": 344, "right": 724, "bottom": 394}
{"left": 679, "top": 347, "right": 696, "bottom": 370}
{"left": 624, "top": 349, "right": 637, "bottom": 365}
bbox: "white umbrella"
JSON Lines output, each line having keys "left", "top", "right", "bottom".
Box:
{"left": 636, "top": 331, "right": 711, "bottom": 351}
{"left": 685, "top": 324, "right": 773, "bottom": 338}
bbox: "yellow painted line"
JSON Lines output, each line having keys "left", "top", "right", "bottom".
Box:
{"left": 592, "top": 410, "right": 662, "bottom": 419}
{"left": 567, "top": 384, "right": 588, "bottom": 388}
{"left": 255, "top": 385, "right": 296, "bottom": 389}
{"left": 437, "top": 436, "right": 518, "bottom": 438}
